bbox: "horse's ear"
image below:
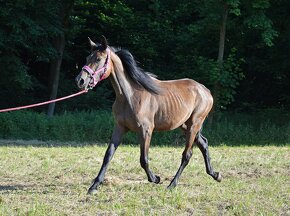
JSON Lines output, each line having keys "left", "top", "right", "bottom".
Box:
{"left": 100, "top": 35, "right": 108, "bottom": 50}
{"left": 88, "top": 37, "right": 97, "bottom": 48}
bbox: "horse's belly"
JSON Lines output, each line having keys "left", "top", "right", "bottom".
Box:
{"left": 154, "top": 108, "right": 192, "bottom": 131}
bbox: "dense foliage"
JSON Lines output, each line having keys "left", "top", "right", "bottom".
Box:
{"left": 0, "top": 0, "right": 289, "bottom": 113}
{"left": 0, "top": 110, "right": 289, "bottom": 145}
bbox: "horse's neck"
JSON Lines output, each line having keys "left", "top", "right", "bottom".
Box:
{"left": 109, "top": 52, "right": 134, "bottom": 106}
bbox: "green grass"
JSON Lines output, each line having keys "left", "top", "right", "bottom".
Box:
{"left": 0, "top": 140, "right": 289, "bottom": 215}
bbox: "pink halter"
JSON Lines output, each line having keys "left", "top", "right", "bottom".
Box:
{"left": 82, "top": 48, "right": 111, "bottom": 89}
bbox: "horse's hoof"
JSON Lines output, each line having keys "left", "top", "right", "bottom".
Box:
{"left": 87, "top": 188, "right": 98, "bottom": 195}
{"left": 167, "top": 182, "right": 176, "bottom": 190}
{"left": 149, "top": 175, "right": 161, "bottom": 184}
{"left": 215, "top": 172, "right": 222, "bottom": 182}
{"left": 155, "top": 175, "right": 161, "bottom": 184}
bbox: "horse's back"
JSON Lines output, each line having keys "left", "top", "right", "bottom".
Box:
{"left": 158, "top": 78, "right": 212, "bottom": 104}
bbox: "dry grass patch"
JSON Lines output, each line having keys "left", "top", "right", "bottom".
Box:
{"left": 0, "top": 141, "right": 289, "bottom": 215}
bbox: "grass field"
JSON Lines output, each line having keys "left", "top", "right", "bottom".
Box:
{"left": 0, "top": 140, "right": 289, "bottom": 215}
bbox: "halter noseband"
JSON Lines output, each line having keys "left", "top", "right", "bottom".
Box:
{"left": 82, "top": 48, "right": 111, "bottom": 89}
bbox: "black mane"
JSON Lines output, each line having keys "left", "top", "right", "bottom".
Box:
{"left": 115, "top": 49, "right": 161, "bottom": 94}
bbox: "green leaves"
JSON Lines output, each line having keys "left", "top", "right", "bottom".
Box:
{"left": 195, "top": 48, "right": 244, "bottom": 108}
{"left": 243, "top": 0, "right": 278, "bottom": 46}
{"left": 227, "top": 0, "right": 241, "bottom": 16}
{"left": 0, "top": 0, "right": 289, "bottom": 112}
{"left": 252, "top": 0, "right": 270, "bottom": 9}
{"left": 0, "top": 0, "right": 65, "bottom": 111}
{"left": 244, "top": 13, "right": 278, "bottom": 46}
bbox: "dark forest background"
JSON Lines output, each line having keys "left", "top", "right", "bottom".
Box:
{"left": 0, "top": 0, "right": 289, "bottom": 115}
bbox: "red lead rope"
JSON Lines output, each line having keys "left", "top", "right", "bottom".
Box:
{"left": 0, "top": 90, "right": 88, "bottom": 113}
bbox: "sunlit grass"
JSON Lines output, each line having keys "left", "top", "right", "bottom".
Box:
{"left": 0, "top": 141, "right": 289, "bottom": 215}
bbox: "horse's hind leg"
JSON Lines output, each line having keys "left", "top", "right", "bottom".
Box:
{"left": 168, "top": 120, "right": 199, "bottom": 189}
{"left": 139, "top": 127, "right": 160, "bottom": 184}
{"left": 195, "top": 132, "right": 222, "bottom": 182}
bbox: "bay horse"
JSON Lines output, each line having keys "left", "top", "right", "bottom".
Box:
{"left": 75, "top": 36, "right": 221, "bottom": 194}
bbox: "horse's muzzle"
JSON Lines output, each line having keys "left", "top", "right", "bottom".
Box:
{"left": 75, "top": 74, "right": 87, "bottom": 90}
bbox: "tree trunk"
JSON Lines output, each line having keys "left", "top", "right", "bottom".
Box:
{"left": 217, "top": 4, "right": 228, "bottom": 64}
{"left": 47, "top": 1, "right": 74, "bottom": 117}
{"left": 209, "top": 3, "right": 229, "bottom": 126}
{"left": 214, "top": 3, "right": 229, "bottom": 103}
{"left": 47, "top": 33, "right": 65, "bottom": 117}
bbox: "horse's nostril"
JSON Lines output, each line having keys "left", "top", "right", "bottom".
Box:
{"left": 79, "top": 78, "right": 84, "bottom": 87}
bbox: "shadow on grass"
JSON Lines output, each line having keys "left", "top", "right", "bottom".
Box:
{"left": 0, "top": 139, "right": 107, "bottom": 148}
{"left": 0, "top": 185, "right": 21, "bottom": 191}
{"left": 0, "top": 183, "right": 78, "bottom": 195}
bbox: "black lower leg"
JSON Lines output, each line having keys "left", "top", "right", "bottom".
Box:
{"left": 88, "top": 143, "right": 117, "bottom": 193}
{"left": 139, "top": 128, "right": 160, "bottom": 184}
{"left": 88, "top": 126, "right": 126, "bottom": 194}
{"left": 168, "top": 150, "right": 192, "bottom": 189}
{"left": 195, "top": 132, "right": 221, "bottom": 182}
{"left": 140, "top": 154, "right": 160, "bottom": 184}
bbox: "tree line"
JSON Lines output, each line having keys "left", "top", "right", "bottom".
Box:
{"left": 0, "top": 0, "right": 289, "bottom": 116}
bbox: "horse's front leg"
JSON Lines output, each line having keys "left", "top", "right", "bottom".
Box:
{"left": 139, "top": 126, "right": 161, "bottom": 184}
{"left": 88, "top": 125, "right": 127, "bottom": 195}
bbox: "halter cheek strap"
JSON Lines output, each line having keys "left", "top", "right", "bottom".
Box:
{"left": 82, "top": 48, "right": 111, "bottom": 89}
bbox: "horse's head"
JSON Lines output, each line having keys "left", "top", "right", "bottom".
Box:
{"left": 75, "top": 36, "right": 112, "bottom": 90}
